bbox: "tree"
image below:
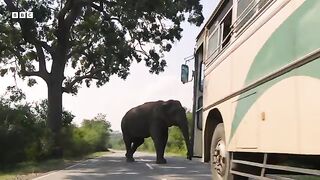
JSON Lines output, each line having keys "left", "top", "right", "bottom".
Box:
{"left": 0, "top": 0, "right": 204, "bottom": 153}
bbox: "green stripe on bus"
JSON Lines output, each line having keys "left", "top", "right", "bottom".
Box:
{"left": 230, "top": 0, "right": 320, "bottom": 140}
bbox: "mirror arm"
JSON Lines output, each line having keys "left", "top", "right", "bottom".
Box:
{"left": 181, "top": 54, "right": 195, "bottom": 84}
{"left": 184, "top": 55, "right": 194, "bottom": 64}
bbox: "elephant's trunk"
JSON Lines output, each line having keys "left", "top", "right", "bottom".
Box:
{"left": 179, "top": 120, "right": 192, "bottom": 160}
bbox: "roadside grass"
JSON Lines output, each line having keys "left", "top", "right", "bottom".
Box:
{"left": 0, "top": 151, "right": 110, "bottom": 180}
{"left": 165, "top": 151, "right": 186, "bottom": 157}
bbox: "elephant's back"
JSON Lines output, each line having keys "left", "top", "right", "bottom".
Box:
{"left": 121, "top": 106, "right": 154, "bottom": 138}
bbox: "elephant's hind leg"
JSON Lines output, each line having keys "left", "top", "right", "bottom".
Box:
{"left": 123, "top": 135, "right": 134, "bottom": 162}
{"left": 131, "top": 138, "right": 144, "bottom": 156}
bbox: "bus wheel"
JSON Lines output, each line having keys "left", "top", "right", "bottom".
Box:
{"left": 210, "top": 123, "right": 230, "bottom": 180}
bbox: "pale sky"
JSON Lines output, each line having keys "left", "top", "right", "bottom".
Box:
{"left": 0, "top": 0, "right": 218, "bottom": 131}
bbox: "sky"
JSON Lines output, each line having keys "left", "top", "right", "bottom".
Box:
{"left": 0, "top": 0, "right": 218, "bottom": 131}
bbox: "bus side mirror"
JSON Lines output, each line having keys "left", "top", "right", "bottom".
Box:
{"left": 181, "top": 64, "right": 189, "bottom": 84}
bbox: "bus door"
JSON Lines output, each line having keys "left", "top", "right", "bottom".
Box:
{"left": 192, "top": 46, "right": 204, "bottom": 157}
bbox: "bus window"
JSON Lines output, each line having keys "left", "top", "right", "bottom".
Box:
{"left": 207, "top": 26, "right": 220, "bottom": 57}
{"left": 196, "top": 96, "right": 203, "bottom": 130}
{"left": 206, "top": 0, "right": 233, "bottom": 58}
{"left": 221, "top": 11, "right": 232, "bottom": 48}
{"left": 236, "top": 0, "right": 272, "bottom": 31}
{"left": 236, "top": 0, "right": 255, "bottom": 30}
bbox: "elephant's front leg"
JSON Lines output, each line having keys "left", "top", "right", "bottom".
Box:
{"left": 151, "top": 127, "right": 168, "bottom": 164}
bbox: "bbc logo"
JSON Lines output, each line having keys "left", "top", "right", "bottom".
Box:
{"left": 11, "top": 12, "right": 33, "bottom": 19}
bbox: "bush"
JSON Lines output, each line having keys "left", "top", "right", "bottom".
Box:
{"left": 0, "top": 87, "right": 112, "bottom": 166}
{"left": 0, "top": 100, "right": 52, "bottom": 165}
{"left": 81, "top": 114, "right": 111, "bottom": 151}
{"left": 109, "top": 132, "right": 125, "bottom": 150}
{"left": 139, "top": 137, "right": 155, "bottom": 152}
{"left": 166, "top": 126, "right": 187, "bottom": 154}
{"left": 63, "top": 114, "right": 112, "bottom": 157}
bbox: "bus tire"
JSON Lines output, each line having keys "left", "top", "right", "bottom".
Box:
{"left": 210, "top": 123, "right": 231, "bottom": 180}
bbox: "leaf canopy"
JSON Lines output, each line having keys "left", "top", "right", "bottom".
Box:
{"left": 0, "top": 0, "right": 204, "bottom": 94}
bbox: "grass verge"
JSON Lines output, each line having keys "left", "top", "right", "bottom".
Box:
{"left": 0, "top": 151, "right": 110, "bottom": 180}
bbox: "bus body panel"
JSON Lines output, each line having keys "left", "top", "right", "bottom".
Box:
{"left": 200, "top": 0, "right": 320, "bottom": 158}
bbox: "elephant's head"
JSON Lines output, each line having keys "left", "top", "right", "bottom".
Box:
{"left": 162, "top": 100, "right": 192, "bottom": 160}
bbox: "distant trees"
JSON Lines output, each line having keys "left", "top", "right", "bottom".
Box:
{"left": 0, "top": 88, "right": 112, "bottom": 165}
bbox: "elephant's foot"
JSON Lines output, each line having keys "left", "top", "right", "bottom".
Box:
{"left": 156, "top": 158, "right": 167, "bottom": 164}
{"left": 126, "top": 157, "right": 135, "bottom": 162}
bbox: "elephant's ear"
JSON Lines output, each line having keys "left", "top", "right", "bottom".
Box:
{"left": 162, "top": 100, "right": 178, "bottom": 113}
{"left": 161, "top": 100, "right": 182, "bottom": 126}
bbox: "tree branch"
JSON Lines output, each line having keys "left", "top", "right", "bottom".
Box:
{"left": 5, "top": 0, "right": 53, "bottom": 50}
{"left": 89, "top": 2, "right": 121, "bottom": 23}
{"left": 4, "top": 0, "right": 52, "bottom": 81}
{"left": 57, "top": 0, "right": 73, "bottom": 25}
{"left": 62, "top": 67, "right": 105, "bottom": 93}
{"left": 40, "top": 41, "right": 54, "bottom": 55}
{"left": 7, "top": 47, "right": 46, "bottom": 79}
{"left": 135, "top": 38, "right": 153, "bottom": 60}
{"left": 35, "top": 45, "right": 49, "bottom": 80}
{"left": 55, "top": 0, "right": 85, "bottom": 72}
{"left": 67, "top": 40, "right": 93, "bottom": 59}
{"left": 21, "top": 70, "right": 42, "bottom": 77}
{"left": 64, "top": 1, "right": 84, "bottom": 30}
{"left": 10, "top": 48, "right": 41, "bottom": 78}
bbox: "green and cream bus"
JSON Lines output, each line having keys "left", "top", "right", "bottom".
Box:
{"left": 181, "top": 0, "right": 320, "bottom": 179}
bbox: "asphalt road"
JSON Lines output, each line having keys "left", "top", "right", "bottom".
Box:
{"left": 33, "top": 150, "right": 211, "bottom": 180}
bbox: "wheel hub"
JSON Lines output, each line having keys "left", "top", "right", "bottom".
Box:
{"left": 212, "top": 139, "right": 227, "bottom": 175}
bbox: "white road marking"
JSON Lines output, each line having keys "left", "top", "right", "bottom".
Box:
{"left": 33, "top": 159, "right": 91, "bottom": 179}
{"left": 64, "top": 162, "right": 83, "bottom": 170}
{"left": 189, "top": 170, "right": 200, "bottom": 173}
{"left": 139, "top": 158, "right": 152, "bottom": 162}
{"left": 32, "top": 170, "right": 59, "bottom": 180}
{"left": 146, "top": 163, "right": 154, "bottom": 170}
{"left": 158, "top": 166, "right": 186, "bottom": 169}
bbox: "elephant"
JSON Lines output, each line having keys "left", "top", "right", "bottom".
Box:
{"left": 121, "top": 100, "right": 192, "bottom": 164}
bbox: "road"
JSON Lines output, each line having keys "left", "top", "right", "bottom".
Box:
{"left": 33, "top": 150, "right": 212, "bottom": 180}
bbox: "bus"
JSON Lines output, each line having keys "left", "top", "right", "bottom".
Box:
{"left": 181, "top": 0, "right": 320, "bottom": 179}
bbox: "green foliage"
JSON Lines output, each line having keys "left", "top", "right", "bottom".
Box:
{"left": 109, "top": 131, "right": 125, "bottom": 150}
{"left": 61, "top": 114, "right": 112, "bottom": 157}
{"left": 139, "top": 137, "right": 156, "bottom": 152}
{"left": 0, "top": 98, "right": 53, "bottom": 164}
{"left": 81, "top": 114, "right": 112, "bottom": 150}
{"left": 34, "top": 99, "right": 74, "bottom": 127}
{"left": 166, "top": 126, "right": 187, "bottom": 154}
{"left": 0, "top": 88, "right": 112, "bottom": 165}
{"left": 51, "top": 116, "right": 112, "bottom": 158}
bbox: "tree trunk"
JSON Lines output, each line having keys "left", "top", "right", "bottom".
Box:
{"left": 47, "top": 78, "right": 63, "bottom": 157}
